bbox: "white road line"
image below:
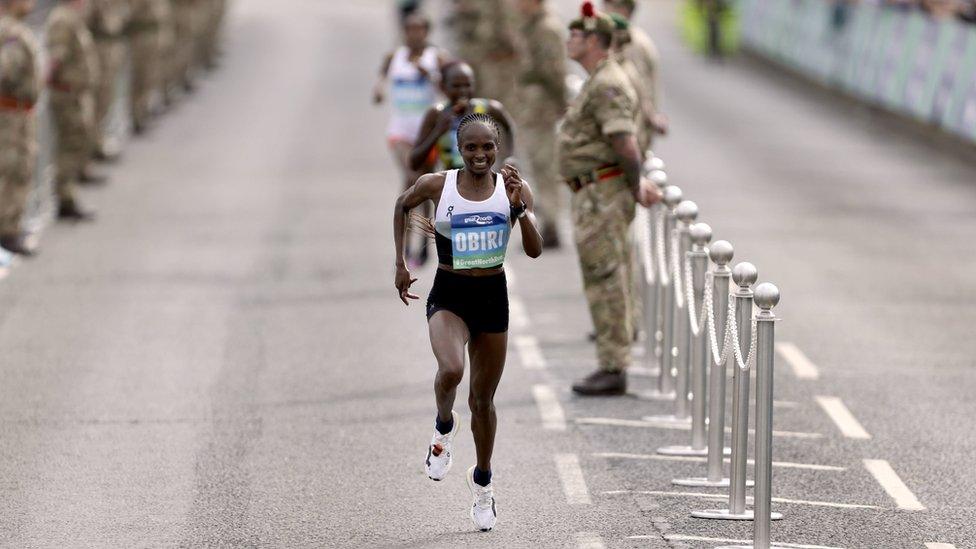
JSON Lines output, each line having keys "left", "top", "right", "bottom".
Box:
{"left": 533, "top": 385, "right": 566, "bottom": 431}
{"left": 815, "top": 396, "right": 871, "bottom": 439}
{"left": 646, "top": 534, "right": 846, "bottom": 549}
{"left": 505, "top": 266, "right": 517, "bottom": 288}
{"left": 593, "top": 451, "right": 846, "bottom": 472}
{"left": 604, "top": 490, "right": 880, "bottom": 510}
{"left": 575, "top": 532, "right": 606, "bottom": 549}
{"left": 514, "top": 335, "right": 546, "bottom": 369}
{"left": 510, "top": 296, "right": 530, "bottom": 330}
{"left": 925, "top": 544, "right": 958, "bottom": 549}
{"left": 555, "top": 454, "right": 592, "bottom": 505}
{"left": 864, "top": 459, "right": 925, "bottom": 511}
{"left": 777, "top": 342, "right": 820, "bottom": 380}
{"left": 575, "top": 417, "right": 824, "bottom": 439}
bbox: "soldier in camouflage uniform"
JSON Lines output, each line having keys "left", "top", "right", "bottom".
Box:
{"left": 450, "top": 0, "right": 484, "bottom": 87}
{"left": 128, "top": 0, "right": 167, "bottom": 133}
{"left": 46, "top": 0, "right": 100, "bottom": 220}
{"left": 476, "top": 0, "right": 518, "bottom": 107}
{"left": 196, "top": 0, "right": 224, "bottom": 70}
{"left": 559, "top": 5, "right": 661, "bottom": 396}
{"left": 513, "top": 0, "right": 567, "bottom": 247}
{"left": 170, "top": 0, "right": 199, "bottom": 92}
{"left": 604, "top": 0, "right": 668, "bottom": 142}
{"left": 88, "top": 0, "right": 130, "bottom": 160}
{"left": 0, "top": 0, "right": 41, "bottom": 255}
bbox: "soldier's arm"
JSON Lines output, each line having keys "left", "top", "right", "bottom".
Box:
{"left": 536, "top": 27, "right": 569, "bottom": 108}
{"left": 593, "top": 83, "right": 640, "bottom": 192}
{"left": 46, "top": 19, "right": 72, "bottom": 84}
{"left": 487, "top": 100, "right": 515, "bottom": 158}
{"left": 0, "top": 41, "right": 27, "bottom": 93}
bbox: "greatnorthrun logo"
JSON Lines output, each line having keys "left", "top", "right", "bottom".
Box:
{"left": 463, "top": 215, "right": 495, "bottom": 226}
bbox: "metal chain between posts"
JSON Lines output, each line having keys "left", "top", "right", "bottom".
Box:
{"left": 704, "top": 277, "right": 735, "bottom": 367}
{"left": 654, "top": 208, "right": 670, "bottom": 285}
{"left": 727, "top": 305, "right": 759, "bottom": 371}
{"left": 670, "top": 228, "right": 685, "bottom": 309}
{"left": 635, "top": 207, "right": 654, "bottom": 285}
{"left": 683, "top": 255, "right": 707, "bottom": 337}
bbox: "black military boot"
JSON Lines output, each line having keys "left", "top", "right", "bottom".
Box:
{"left": 572, "top": 369, "right": 627, "bottom": 396}
{"left": 0, "top": 233, "right": 37, "bottom": 257}
{"left": 58, "top": 199, "right": 97, "bottom": 222}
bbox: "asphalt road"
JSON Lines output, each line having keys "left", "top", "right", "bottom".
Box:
{"left": 0, "top": 0, "right": 973, "bottom": 548}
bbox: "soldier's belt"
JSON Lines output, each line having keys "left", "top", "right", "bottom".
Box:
{"left": 565, "top": 164, "right": 624, "bottom": 193}
{"left": 0, "top": 96, "right": 35, "bottom": 112}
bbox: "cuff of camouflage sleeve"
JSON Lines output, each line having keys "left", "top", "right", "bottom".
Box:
{"left": 602, "top": 119, "right": 636, "bottom": 135}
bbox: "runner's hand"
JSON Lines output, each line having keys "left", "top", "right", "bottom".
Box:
{"left": 501, "top": 164, "right": 523, "bottom": 206}
{"left": 395, "top": 265, "right": 419, "bottom": 306}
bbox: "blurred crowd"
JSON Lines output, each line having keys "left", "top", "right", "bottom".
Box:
{"left": 0, "top": 0, "right": 227, "bottom": 258}
{"left": 846, "top": 0, "right": 976, "bottom": 22}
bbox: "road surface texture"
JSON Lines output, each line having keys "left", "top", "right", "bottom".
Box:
{"left": 0, "top": 0, "right": 973, "bottom": 547}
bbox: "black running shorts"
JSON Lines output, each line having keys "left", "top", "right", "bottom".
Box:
{"left": 426, "top": 269, "right": 509, "bottom": 336}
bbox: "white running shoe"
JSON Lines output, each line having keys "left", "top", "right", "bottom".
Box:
{"left": 466, "top": 465, "right": 497, "bottom": 532}
{"left": 424, "top": 410, "right": 460, "bottom": 481}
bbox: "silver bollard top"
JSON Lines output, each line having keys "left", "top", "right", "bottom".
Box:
{"left": 675, "top": 200, "right": 698, "bottom": 223}
{"left": 708, "top": 240, "right": 734, "bottom": 266}
{"left": 732, "top": 262, "right": 758, "bottom": 288}
{"left": 754, "top": 283, "right": 780, "bottom": 310}
{"left": 689, "top": 223, "right": 712, "bottom": 247}
{"left": 650, "top": 169, "right": 668, "bottom": 188}
{"left": 650, "top": 157, "right": 666, "bottom": 172}
{"left": 663, "top": 185, "right": 682, "bottom": 208}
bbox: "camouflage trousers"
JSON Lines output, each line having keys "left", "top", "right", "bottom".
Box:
{"left": 171, "top": 2, "right": 200, "bottom": 88}
{"left": 0, "top": 112, "right": 37, "bottom": 235}
{"left": 477, "top": 57, "right": 517, "bottom": 107}
{"left": 130, "top": 28, "right": 161, "bottom": 128}
{"left": 514, "top": 103, "right": 561, "bottom": 233}
{"left": 51, "top": 91, "right": 95, "bottom": 202}
{"left": 571, "top": 176, "right": 636, "bottom": 373}
{"left": 93, "top": 38, "right": 126, "bottom": 151}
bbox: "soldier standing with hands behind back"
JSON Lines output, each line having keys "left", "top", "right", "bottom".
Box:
{"left": 47, "top": 0, "right": 100, "bottom": 221}
{"left": 559, "top": 2, "right": 661, "bottom": 396}
{"left": 514, "top": 0, "right": 567, "bottom": 247}
{"left": 0, "top": 0, "right": 42, "bottom": 256}
{"left": 88, "top": 0, "right": 129, "bottom": 160}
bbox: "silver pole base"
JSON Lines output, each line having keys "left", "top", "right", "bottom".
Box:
{"left": 715, "top": 545, "right": 793, "bottom": 549}
{"left": 691, "top": 508, "right": 782, "bottom": 521}
{"left": 637, "top": 389, "right": 676, "bottom": 401}
{"left": 657, "top": 445, "right": 730, "bottom": 457}
{"left": 642, "top": 414, "right": 692, "bottom": 425}
{"left": 672, "top": 476, "right": 754, "bottom": 488}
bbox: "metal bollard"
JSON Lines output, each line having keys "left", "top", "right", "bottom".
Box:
{"left": 715, "top": 283, "right": 786, "bottom": 549}
{"left": 653, "top": 223, "right": 711, "bottom": 442}
{"left": 640, "top": 167, "right": 668, "bottom": 375}
{"left": 674, "top": 240, "right": 734, "bottom": 486}
{"left": 645, "top": 185, "right": 682, "bottom": 400}
{"left": 644, "top": 219, "right": 700, "bottom": 425}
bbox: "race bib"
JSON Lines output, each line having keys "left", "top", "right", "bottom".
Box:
{"left": 451, "top": 212, "right": 509, "bottom": 270}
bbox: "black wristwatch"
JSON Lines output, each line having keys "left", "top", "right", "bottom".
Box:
{"left": 510, "top": 202, "right": 527, "bottom": 219}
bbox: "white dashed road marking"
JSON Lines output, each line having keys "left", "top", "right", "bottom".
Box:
{"left": 647, "top": 534, "right": 846, "bottom": 549}
{"left": 593, "top": 451, "right": 846, "bottom": 472}
{"left": 816, "top": 396, "right": 871, "bottom": 439}
{"left": 555, "top": 454, "right": 591, "bottom": 505}
{"left": 575, "top": 417, "right": 823, "bottom": 439}
{"left": 776, "top": 342, "right": 821, "bottom": 380}
{"left": 925, "top": 544, "right": 958, "bottom": 549}
{"left": 863, "top": 459, "right": 925, "bottom": 511}
{"left": 509, "top": 296, "right": 530, "bottom": 330}
{"left": 533, "top": 384, "right": 566, "bottom": 431}
{"left": 576, "top": 532, "right": 606, "bottom": 549}
{"left": 605, "top": 489, "right": 880, "bottom": 510}
{"left": 514, "top": 335, "right": 546, "bottom": 369}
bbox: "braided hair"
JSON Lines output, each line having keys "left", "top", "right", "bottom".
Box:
{"left": 455, "top": 112, "right": 500, "bottom": 148}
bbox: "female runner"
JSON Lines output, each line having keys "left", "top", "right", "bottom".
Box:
{"left": 393, "top": 113, "right": 543, "bottom": 532}
{"left": 374, "top": 11, "right": 448, "bottom": 266}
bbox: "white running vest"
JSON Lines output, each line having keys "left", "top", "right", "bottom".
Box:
{"left": 434, "top": 170, "right": 511, "bottom": 270}
{"left": 386, "top": 46, "right": 439, "bottom": 140}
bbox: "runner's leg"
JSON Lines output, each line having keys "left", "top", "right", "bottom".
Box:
{"left": 429, "top": 309, "right": 470, "bottom": 422}
{"left": 467, "top": 331, "right": 507, "bottom": 471}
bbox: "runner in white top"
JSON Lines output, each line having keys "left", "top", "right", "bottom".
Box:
{"left": 373, "top": 12, "right": 449, "bottom": 266}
